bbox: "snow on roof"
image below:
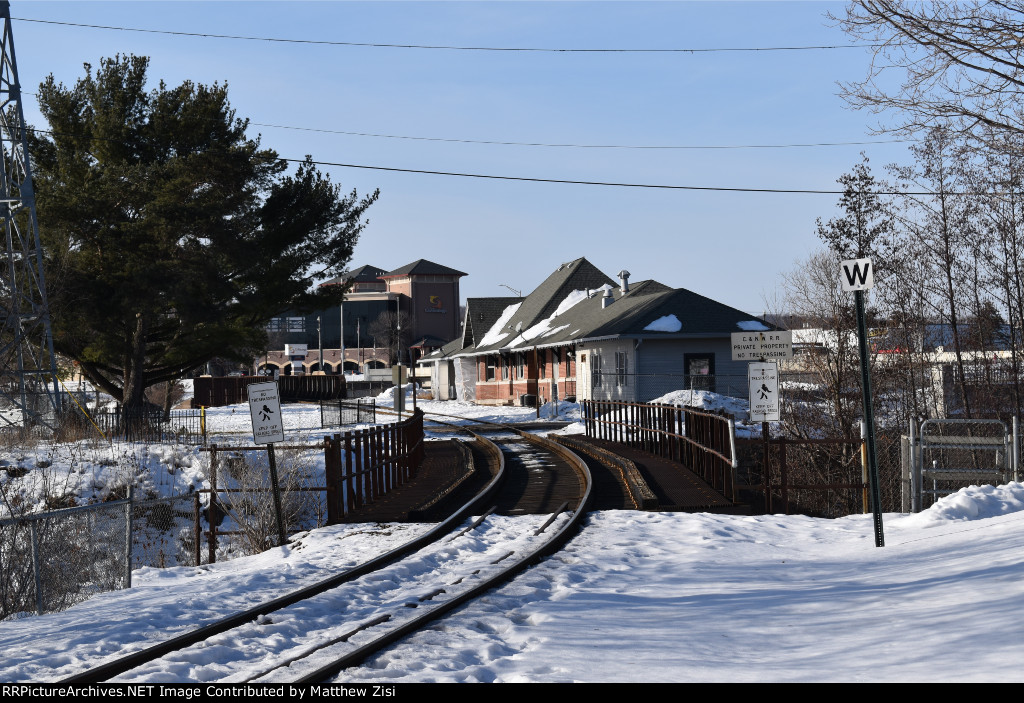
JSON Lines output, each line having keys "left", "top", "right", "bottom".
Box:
{"left": 737, "top": 320, "right": 771, "bottom": 331}
{"left": 644, "top": 314, "right": 682, "bottom": 333}
{"left": 552, "top": 289, "right": 589, "bottom": 317}
{"left": 505, "top": 290, "right": 590, "bottom": 349}
{"left": 478, "top": 302, "right": 522, "bottom": 347}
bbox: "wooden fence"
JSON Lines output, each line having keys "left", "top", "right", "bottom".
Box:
{"left": 202, "top": 409, "right": 424, "bottom": 561}
{"left": 582, "top": 399, "right": 738, "bottom": 502}
{"left": 193, "top": 375, "right": 346, "bottom": 407}
{"left": 323, "top": 409, "right": 425, "bottom": 521}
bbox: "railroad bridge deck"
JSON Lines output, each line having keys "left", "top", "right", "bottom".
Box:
{"left": 341, "top": 433, "right": 741, "bottom": 524}
{"left": 566, "top": 436, "right": 742, "bottom": 513}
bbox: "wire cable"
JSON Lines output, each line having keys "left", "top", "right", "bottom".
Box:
{"left": 14, "top": 16, "right": 880, "bottom": 54}
{"left": 250, "top": 122, "right": 910, "bottom": 151}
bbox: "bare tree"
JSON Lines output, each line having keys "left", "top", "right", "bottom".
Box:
{"left": 367, "top": 311, "right": 411, "bottom": 366}
{"left": 834, "top": 1, "right": 1024, "bottom": 138}
{"left": 782, "top": 250, "right": 864, "bottom": 443}
{"left": 889, "top": 126, "right": 978, "bottom": 416}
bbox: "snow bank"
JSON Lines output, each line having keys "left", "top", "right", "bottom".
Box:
{"left": 648, "top": 389, "right": 748, "bottom": 418}
{"left": 899, "top": 482, "right": 1024, "bottom": 528}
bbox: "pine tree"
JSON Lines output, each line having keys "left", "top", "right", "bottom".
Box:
{"left": 30, "top": 55, "right": 379, "bottom": 413}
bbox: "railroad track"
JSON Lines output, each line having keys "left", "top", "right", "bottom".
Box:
{"left": 59, "top": 418, "right": 592, "bottom": 684}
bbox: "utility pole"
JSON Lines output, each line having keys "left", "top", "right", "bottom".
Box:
{"left": 0, "top": 3, "right": 61, "bottom": 430}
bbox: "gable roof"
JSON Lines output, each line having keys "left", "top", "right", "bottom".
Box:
{"left": 381, "top": 259, "right": 468, "bottom": 278}
{"left": 319, "top": 264, "right": 386, "bottom": 287}
{"left": 514, "top": 257, "right": 616, "bottom": 330}
{"left": 454, "top": 258, "right": 615, "bottom": 356}
{"left": 442, "top": 258, "right": 774, "bottom": 359}
{"left": 461, "top": 296, "right": 523, "bottom": 350}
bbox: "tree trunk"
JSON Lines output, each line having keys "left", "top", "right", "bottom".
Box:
{"left": 162, "top": 380, "right": 174, "bottom": 421}
{"left": 120, "top": 313, "right": 149, "bottom": 425}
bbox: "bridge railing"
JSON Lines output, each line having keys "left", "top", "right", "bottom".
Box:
{"left": 582, "top": 399, "right": 738, "bottom": 501}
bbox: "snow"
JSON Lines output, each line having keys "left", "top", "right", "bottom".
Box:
{"left": 505, "top": 289, "right": 588, "bottom": 349}
{"left": 477, "top": 302, "right": 522, "bottom": 348}
{"left": 737, "top": 320, "right": 771, "bottom": 331}
{"left": 552, "top": 289, "right": 589, "bottom": 317}
{"left": 643, "top": 314, "right": 682, "bottom": 332}
{"left": 2, "top": 400, "right": 1024, "bottom": 682}
{"left": 648, "top": 388, "right": 749, "bottom": 419}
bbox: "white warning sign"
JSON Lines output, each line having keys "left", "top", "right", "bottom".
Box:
{"left": 248, "top": 381, "right": 284, "bottom": 444}
{"left": 840, "top": 257, "right": 874, "bottom": 292}
{"left": 748, "top": 361, "right": 780, "bottom": 422}
{"left": 731, "top": 331, "right": 793, "bottom": 361}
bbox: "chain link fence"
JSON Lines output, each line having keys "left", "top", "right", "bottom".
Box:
{"left": 0, "top": 491, "right": 201, "bottom": 620}
{"left": 203, "top": 444, "right": 327, "bottom": 560}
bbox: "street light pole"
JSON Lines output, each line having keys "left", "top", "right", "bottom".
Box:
{"left": 317, "top": 315, "right": 323, "bottom": 374}
{"left": 340, "top": 299, "right": 346, "bottom": 376}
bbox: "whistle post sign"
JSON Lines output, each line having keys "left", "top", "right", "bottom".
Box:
{"left": 248, "top": 381, "right": 284, "bottom": 444}
{"left": 840, "top": 257, "right": 874, "bottom": 292}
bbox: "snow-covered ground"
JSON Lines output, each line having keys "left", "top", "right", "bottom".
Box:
{"left": 2, "top": 389, "right": 1023, "bottom": 682}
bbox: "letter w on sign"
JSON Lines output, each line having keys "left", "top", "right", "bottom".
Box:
{"left": 840, "top": 257, "right": 874, "bottom": 292}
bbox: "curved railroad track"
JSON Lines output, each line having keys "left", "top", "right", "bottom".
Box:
{"left": 59, "top": 417, "right": 592, "bottom": 684}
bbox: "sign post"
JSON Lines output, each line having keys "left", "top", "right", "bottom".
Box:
{"left": 841, "top": 257, "right": 885, "bottom": 547}
{"left": 748, "top": 359, "right": 780, "bottom": 513}
{"left": 392, "top": 365, "right": 407, "bottom": 419}
{"left": 247, "top": 381, "right": 287, "bottom": 547}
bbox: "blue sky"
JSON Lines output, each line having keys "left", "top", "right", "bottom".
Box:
{"left": 11, "top": 1, "right": 913, "bottom": 315}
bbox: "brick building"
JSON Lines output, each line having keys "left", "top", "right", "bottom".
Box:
{"left": 261, "top": 259, "right": 466, "bottom": 375}
{"left": 425, "top": 257, "right": 776, "bottom": 405}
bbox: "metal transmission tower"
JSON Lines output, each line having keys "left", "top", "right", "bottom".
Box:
{"left": 0, "top": 2, "right": 61, "bottom": 429}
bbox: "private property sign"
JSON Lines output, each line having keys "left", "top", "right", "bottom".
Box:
{"left": 248, "top": 381, "right": 284, "bottom": 444}
{"left": 731, "top": 331, "right": 793, "bottom": 361}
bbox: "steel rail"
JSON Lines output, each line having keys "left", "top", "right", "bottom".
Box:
{"left": 60, "top": 422, "right": 506, "bottom": 684}
{"left": 267, "top": 426, "right": 594, "bottom": 683}
{"left": 61, "top": 414, "right": 592, "bottom": 684}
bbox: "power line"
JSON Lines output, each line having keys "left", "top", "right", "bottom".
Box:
{"left": 23, "top": 90, "right": 908, "bottom": 152}
{"left": 272, "top": 155, "right": 975, "bottom": 196}
{"left": 14, "top": 16, "right": 878, "bottom": 54}
{"left": 18, "top": 124, "right": 965, "bottom": 196}
{"left": 251, "top": 122, "right": 910, "bottom": 151}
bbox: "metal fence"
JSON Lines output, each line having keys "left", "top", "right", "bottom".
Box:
{"left": 582, "top": 399, "right": 739, "bottom": 502}
{"left": 323, "top": 408, "right": 425, "bottom": 521}
{"left": 0, "top": 491, "right": 200, "bottom": 619}
{"left": 909, "top": 418, "right": 1020, "bottom": 511}
{"left": 201, "top": 409, "right": 426, "bottom": 560}
{"left": 61, "top": 408, "right": 206, "bottom": 445}
{"left": 343, "top": 380, "right": 393, "bottom": 399}
{"left": 320, "top": 398, "right": 376, "bottom": 428}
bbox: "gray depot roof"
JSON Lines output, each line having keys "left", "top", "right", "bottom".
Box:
{"left": 444, "top": 257, "right": 774, "bottom": 358}
{"left": 461, "top": 296, "right": 523, "bottom": 350}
